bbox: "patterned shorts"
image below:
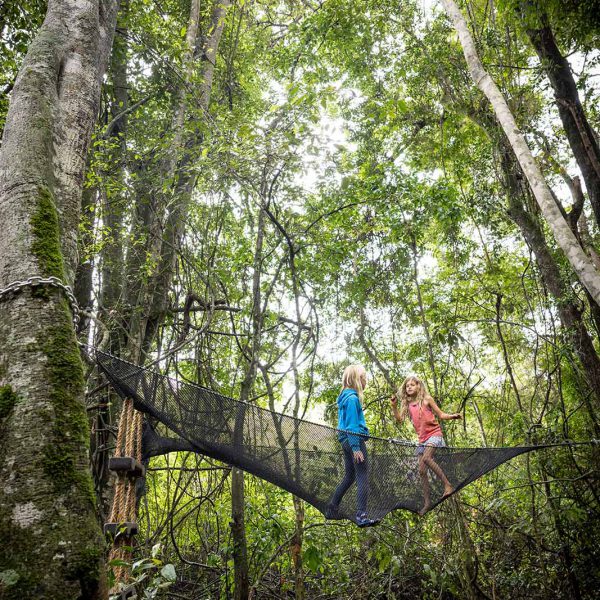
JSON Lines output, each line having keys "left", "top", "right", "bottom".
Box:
{"left": 415, "top": 435, "right": 446, "bottom": 456}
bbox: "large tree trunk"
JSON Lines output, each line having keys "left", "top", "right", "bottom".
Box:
{"left": 500, "top": 146, "right": 600, "bottom": 434}
{"left": 441, "top": 0, "right": 600, "bottom": 306}
{"left": 0, "top": 0, "right": 118, "bottom": 598}
{"left": 524, "top": 11, "right": 600, "bottom": 229}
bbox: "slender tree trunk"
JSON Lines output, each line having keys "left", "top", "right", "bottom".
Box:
{"left": 232, "top": 205, "right": 266, "bottom": 600}
{"left": 409, "top": 236, "right": 439, "bottom": 398}
{"left": 231, "top": 467, "right": 249, "bottom": 600}
{"left": 74, "top": 183, "right": 97, "bottom": 331}
{"left": 0, "top": 0, "right": 118, "bottom": 598}
{"left": 142, "top": 0, "right": 231, "bottom": 351}
{"left": 358, "top": 307, "right": 394, "bottom": 389}
{"left": 121, "top": 0, "right": 232, "bottom": 364}
{"left": 100, "top": 0, "right": 129, "bottom": 351}
{"left": 525, "top": 11, "right": 600, "bottom": 228}
{"left": 441, "top": 0, "right": 600, "bottom": 305}
{"left": 289, "top": 246, "right": 306, "bottom": 600}
{"left": 494, "top": 293, "right": 524, "bottom": 413}
{"left": 122, "top": 0, "right": 202, "bottom": 363}
{"left": 540, "top": 463, "right": 583, "bottom": 600}
{"left": 91, "top": 0, "right": 130, "bottom": 517}
{"left": 291, "top": 495, "right": 305, "bottom": 600}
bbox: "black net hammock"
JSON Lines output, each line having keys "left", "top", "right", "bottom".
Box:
{"left": 97, "top": 350, "right": 547, "bottom": 525}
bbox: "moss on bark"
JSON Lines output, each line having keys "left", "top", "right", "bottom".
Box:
{"left": 30, "top": 185, "right": 65, "bottom": 279}
{"left": 0, "top": 516, "right": 105, "bottom": 599}
{"left": 41, "top": 314, "right": 96, "bottom": 506}
{"left": 0, "top": 385, "right": 18, "bottom": 420}
{"left": 0, "top": 519, "right": 38, "bottom": 598}
{"left": 0, "top": 310, "right": 105, "bottom": 598}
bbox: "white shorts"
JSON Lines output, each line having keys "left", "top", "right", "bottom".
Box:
{"left": 416, "top": 436, "right": 446, "bottom": 456}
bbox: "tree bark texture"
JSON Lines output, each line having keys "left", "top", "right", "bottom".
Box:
{"left": 441, "top": 0, "right": 600, "bottom": 306}
{"left": 0, "top": 0, "right": 118, "bottom": 598}
{"left": 525, "top": 12, "right": 600, "bottom": 229}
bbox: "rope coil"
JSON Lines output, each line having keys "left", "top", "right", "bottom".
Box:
{"left": 0, "top": 276, "right": 80, "bottom": 327}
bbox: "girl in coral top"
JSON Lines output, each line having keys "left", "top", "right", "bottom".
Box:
{"left": 391, "top": 376, "right": 461, "bottom": 515}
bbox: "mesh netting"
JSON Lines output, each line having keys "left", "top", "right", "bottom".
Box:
{"left": 97, "top": 350, "right": 537, "bottom": 524}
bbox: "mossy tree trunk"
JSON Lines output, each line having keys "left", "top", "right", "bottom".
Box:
{"left": 0, "top": 0, "right": 118, "bottom": 598}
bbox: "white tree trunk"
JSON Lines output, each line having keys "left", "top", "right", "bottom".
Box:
{"left": 440, "top": 0, "right": 600, "bottom": 305}
{"left": 0, "top": 0, "right": 118, "bottom": 598}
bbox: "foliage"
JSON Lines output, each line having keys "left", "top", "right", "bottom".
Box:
{"left": 3, "top": 0, "right": 600, "bottom": 597}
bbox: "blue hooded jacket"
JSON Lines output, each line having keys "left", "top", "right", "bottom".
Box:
{"left": 337, "top": 388, "right": 369, "bottom": 451}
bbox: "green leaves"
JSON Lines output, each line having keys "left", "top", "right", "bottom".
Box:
{"left": 303, "top": 546, "right": 322, "bottom": 572}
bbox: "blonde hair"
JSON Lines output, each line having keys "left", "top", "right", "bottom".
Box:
{"left": 341, "top": 364, "right": 366, "bottom": 401}
{"left": 397, "top": 375, "right": 428, "bottom": 422}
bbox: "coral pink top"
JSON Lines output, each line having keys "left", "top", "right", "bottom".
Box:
{"left": 408, "top": 402, "right": 442, "bottom": 443}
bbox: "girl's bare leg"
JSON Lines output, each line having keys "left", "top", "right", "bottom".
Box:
{"left": 423, "top": 446, "right": 453, "bottom": 496}
{"left": 418, "top": 446, "right": 454, "bottom": 515}
{"left": 418, "top": 453, "right": 431, "bottom": 516}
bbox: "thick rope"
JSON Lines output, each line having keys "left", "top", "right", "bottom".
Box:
{"left": 107, "top": 397, "right": 144, "bottom": 592}
{"left": 108, "top": 477, "right": 126, "bottom": 524}
{"left": 134, "top": 410, "right": 143, "bottom": 462}
{"left": 114, "top": 398, "right": 130, "bottom": 459}
{"left": 124, "top": 400, "right": 136, "bottom": 459}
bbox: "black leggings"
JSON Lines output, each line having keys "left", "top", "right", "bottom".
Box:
{"left": 331, "top": 440, "right": 368, "bottom": 514}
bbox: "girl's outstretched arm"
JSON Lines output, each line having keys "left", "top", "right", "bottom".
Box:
{"left": 426, "top": 396, "right": 462, "bottom": 421}
{"left": 390, "top": 395, "right": 405, "bottom": 425}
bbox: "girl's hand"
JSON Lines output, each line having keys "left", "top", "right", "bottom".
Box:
{"left": 451, "top": 413, "right": 462, "bottom": 420}
{"left": 353, "top": 450, "right": 365, "bottom": 463}
{"left": 390, "top": 395, "right": 397, "bottom": 407}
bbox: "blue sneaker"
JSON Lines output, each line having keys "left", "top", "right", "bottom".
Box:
{"left": 356, "top": 513, "right": 380, "bottom": 528}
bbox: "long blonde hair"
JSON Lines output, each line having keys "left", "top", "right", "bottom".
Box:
{"left": 341, "top": 364, "right": 366, "bottom": 401}
{"left": 397, "top": 375, "right": 428, "bottom": 421}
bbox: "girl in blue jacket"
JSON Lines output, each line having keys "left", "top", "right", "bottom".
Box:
{"left": 326, "top": 364, "right": 378, "bottom": 527}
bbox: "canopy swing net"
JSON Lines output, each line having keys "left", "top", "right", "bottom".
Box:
{"left": 97, "top": 349, "right": 547, "bottom": 526}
